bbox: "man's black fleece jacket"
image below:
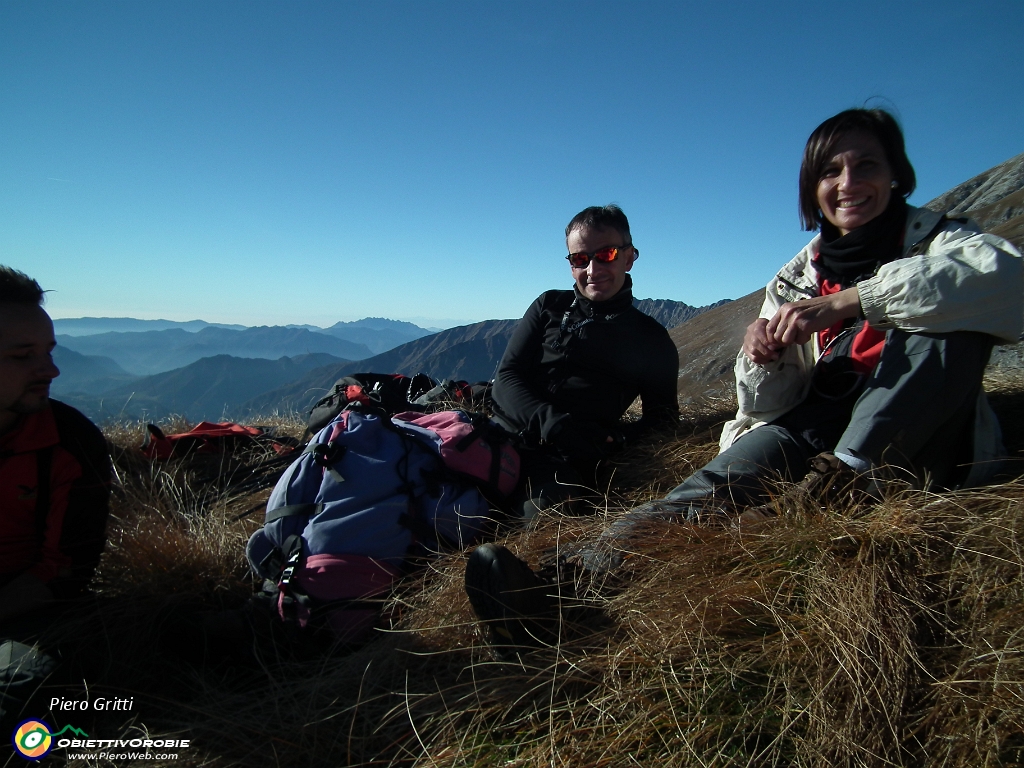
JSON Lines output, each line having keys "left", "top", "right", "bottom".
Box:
{"left": 491, "top": 277, "right": 679, "bottom": 449}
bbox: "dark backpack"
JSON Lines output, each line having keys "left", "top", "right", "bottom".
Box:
{"left": 411, "top": 379, "right": 493, "bottom": 411}
{"left": 307, "top": 372, "right": 436, "bottom": 433}
{"left": 246, "top": 408, "right": 519, "bottom": 642}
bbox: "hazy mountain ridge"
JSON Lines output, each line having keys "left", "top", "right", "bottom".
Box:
{"left": 53, "top": 317, "right": 247, "bottom": 336}
{"left": 54, "top": 298, "right": 716, "bottom": 421}
{"left": 50, "top": 346, "right": 140, "bottom": 397}
{"left": 59, "top": 352, "right": 345, "bottom": 422}
{"left": 244, "top": 297, "right": 727, "bottom": 415}
{"left": 57, "top": 326, "right": 370, "bottom": 376}
{"left": 244, "top": 319, "right": 520, "bottom": 414}
{"left": 316, "top": 317, "right": 435, "bottom": 354}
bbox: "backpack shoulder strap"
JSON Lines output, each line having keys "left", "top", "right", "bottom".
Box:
{"left": 265, "top": 503, "right": 323, "bottom": 524}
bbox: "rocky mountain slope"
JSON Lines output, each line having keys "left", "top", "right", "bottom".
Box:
{"left": 633, "top": 297, "right": 732, "bottom": 328}
{"left": 671, "top": 289, "right": 762, "bottom": 407}
{"left": 925, "top": 152, "right": 1024, "bottom": 249}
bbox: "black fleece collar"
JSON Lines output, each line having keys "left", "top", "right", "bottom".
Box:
{"left": 573, "top": 274, "right": 635, "bottom": 317}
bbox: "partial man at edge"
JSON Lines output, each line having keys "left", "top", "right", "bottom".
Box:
{"left": 490, "top": 204, "right": 680, "bottom": 519}
{"left": 464, "top": 108, "right": 1024, "bottom": 652}
{"left": 0, "top": 266, "right": 112, "bottom": 728}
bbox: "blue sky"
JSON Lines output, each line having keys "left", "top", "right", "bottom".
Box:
{"left": 2, "top": 1, "right": 1021, "bottom": 329}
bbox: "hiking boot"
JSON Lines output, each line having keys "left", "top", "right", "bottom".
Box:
{"left": 464, "top": 544, "right": 558, "bottom": 654}
{"left": 739, "top": 452, "right": 874, "bottom": 524}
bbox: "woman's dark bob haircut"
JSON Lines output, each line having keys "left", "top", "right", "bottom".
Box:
{"left": 798, "top": 108, "right": 917, "bottom": 231}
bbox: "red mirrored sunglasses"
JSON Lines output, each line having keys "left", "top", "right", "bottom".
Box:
{"left": 566, "top": 244, "right": 633, "bottom": 269}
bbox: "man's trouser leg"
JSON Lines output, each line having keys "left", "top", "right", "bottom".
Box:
{"left": 514, "top": 447, "right": 597, "bottom": 520}
{"left": 835, "top": 330, "right": 994, "bottom": 488}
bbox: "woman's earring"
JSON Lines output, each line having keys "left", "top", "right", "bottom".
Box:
{"left": 891, "top": 180, "right": 898, "bottom": 189}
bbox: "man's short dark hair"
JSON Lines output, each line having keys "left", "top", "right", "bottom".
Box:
{"left": 565, "top": 205, "right": 632, "bottom": 245}
{"left": 0, "top": 266, "right": 45, "bottom": 305}
{"left": 798, "top": 108, "right": 917, "bottom": 231}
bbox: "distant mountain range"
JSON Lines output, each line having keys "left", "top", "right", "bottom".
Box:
{"left": 54, "top": 316, "right": 435, "bottom": 357}
{"left": 57, "top": 326, "right": 370, "bottom": 376}
{"left": 50, "top": 346, "right": 139, "bottom": 396}
{"left": 53, "top": 317, "right": 248, "bottom": 335}
{"left": 243, "top": 319, "right": 521, "bottom": 415}
{"left": 54, "top": 298, "right": 722, "bottom": 422}
{"left": 314, "top": 318, "right": 436, "bottom": 354}
{"left": 56, "top": 353, "right": 345, "bottom": 422}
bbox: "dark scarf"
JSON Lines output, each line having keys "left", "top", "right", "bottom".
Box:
{"left": 816, "top": 196, "right": 908, "bottom": 287}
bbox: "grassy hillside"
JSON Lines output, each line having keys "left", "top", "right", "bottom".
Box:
{"left": 23, "top": 366, "right": 1023, "bottom": 768}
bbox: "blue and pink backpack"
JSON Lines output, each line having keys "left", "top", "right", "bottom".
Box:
{"left": 246, "top": 407, "right": 519, "bottom": 642}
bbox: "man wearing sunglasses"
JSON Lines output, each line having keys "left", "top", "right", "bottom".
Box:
{"left": 487, "top": 204, "right": 679, "bottom": 520}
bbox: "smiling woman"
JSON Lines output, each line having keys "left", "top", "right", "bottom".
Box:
{"left": 716, "top": 107, "right": 1024, "bottom": 508}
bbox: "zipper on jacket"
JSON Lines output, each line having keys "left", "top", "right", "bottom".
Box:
{"left": 775, "top": 274, "right": 817, "bottom": 300}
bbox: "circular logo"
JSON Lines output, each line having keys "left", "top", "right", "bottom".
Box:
{"left": 12, "top": 719, "right": 53, "bottom": 760}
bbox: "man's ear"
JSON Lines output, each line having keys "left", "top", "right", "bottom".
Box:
{"left": 625, "top": 247, "right": 638, "bottom": 271}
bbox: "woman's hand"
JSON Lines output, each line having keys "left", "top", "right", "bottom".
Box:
{"left": 743, "top": 317, "right": 780, "bottom": 364}
{"left": 744, "top": 288, "right": 862, "bottom": 363}
{"left": 768, "top": 287, "right": 861, "bottom": 347}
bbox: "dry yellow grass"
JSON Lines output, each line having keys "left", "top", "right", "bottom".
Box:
{"left": 35, "top": 382, "right": 1024, "bottom": 767}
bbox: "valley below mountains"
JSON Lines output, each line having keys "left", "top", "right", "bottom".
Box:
{"left": 52, "top": 151, "right": 1024, "bottom": 425}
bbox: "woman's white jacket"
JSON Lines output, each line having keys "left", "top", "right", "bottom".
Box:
{"left": 720, "top": 205, "right": 1023, "bottom": 485}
